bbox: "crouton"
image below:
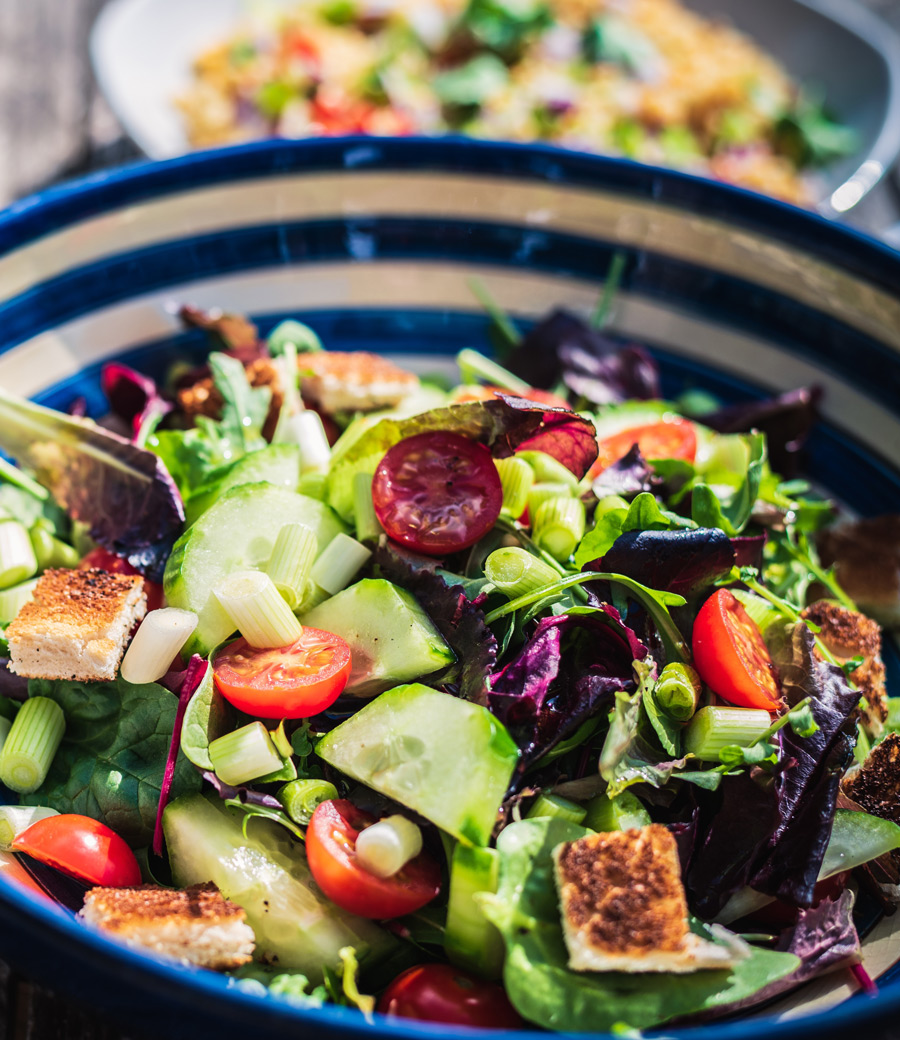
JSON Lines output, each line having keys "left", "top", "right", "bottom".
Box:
{"left": 553, "top": 825, "right": 744, "bottom": 973}
{"left": 801, "top": 600, "right": 887, "bottom": 734}
{"left": 843, "top": 732, "right": 900, "bottom": 830}
{"left": 80, "top": 883, "right": 254, "bottom": 971}
{"left": 6, "top": 568, "right": 146, "bottom": 682}
{"left": 817, "top": 516, "right": 900, "bottom": 630}
{"left": 299, "top": 351, "right": 419, "bottom": 414}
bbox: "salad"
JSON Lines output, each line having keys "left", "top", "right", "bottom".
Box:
{"left": 0, "top": 274, "right": 897, "bottom": 1033}
{"left": 176, "top": 0, "right": 857, "bottom": 206}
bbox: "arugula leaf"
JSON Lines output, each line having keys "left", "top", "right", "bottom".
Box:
{"left": 207, "top": 352, "right": 271, "bottom": 453}
{"left": 574, "top": 492, "right": 695, "bottom": 568}
{"left": 478, "top": 818, "right": 799, "bottom": 1033}
{"left": 23, "top": 677, "right": 201, "bottom": 847}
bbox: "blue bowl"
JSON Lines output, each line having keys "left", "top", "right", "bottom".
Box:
{"left": 0, "top": 138, "right": 899, "bottom": 1039}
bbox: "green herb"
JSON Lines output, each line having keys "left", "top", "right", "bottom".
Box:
{"left": 458, "top": 0, "right": 553, "bottom": 61}
{"left": 574, "top": 491, "right": 697, "bottom": 569}
{"left": 773, "top": 94, "right": 858, "bottom": 169}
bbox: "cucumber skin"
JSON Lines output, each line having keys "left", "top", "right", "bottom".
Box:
{"left": 317, "top": 683, "right": 519, "bottom": 846}
{"left": 164, "top": 482, "right": 346, "bottom": 655}
{"left": 163, "top": 793, "right": 394, "bottom": 977}
{"left": 445, "top": 844, "right": 504, "bottom": 979}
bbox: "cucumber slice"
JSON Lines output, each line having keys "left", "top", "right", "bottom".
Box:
{"left": 164, "top": 793, "right": 394, "bottom": 977}
{"left": 317, "top": 683, "right": 519, "bottom": 845}
{"left": 184, "top": 445, "right": 301, "bottom": 525}
{"left": 582, "top": 790, "right": 651, "bottom": 832}
{"left": 300, "top": 579, "right": 455, "bottom": 697}
{"left": 445, "top": 844, "right": 504, "bottom": 978}
{"left": 164, "top": 483, "right": 346, "bottom": 655}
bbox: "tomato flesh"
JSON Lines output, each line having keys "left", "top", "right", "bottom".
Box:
{"left": 587, "top": 418, "right": 697, "bottom": 481}
{"left": 79, "top": 548, "right": 164, "bottom": 612}
{"left": 213, "top": 629, "right": 351, "bottom": 719}
{"left": 692, "top": 589, "right": 781, "bottom": 709}
{"left": 378, "top": 964, "right": 524, "bottom": 1028}
{"left": 0, "top": 850, "right": 52, "bottom": 901}
{"left": 307, "top": 800, "right": 441, "bottom": 919}
{"left": 13, "top": 815, "right": 141, "bottom": 888}
{"left": 372, "top": 431, "right": 503, "bottom": 556}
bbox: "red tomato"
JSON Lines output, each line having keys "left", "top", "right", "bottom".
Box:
{"left": 372, "top": 431, "right": 503, "bottom": 556}
{"left": 79, "top": 548, "right": 164, "bottom": 612}
{"left": 378, "top": 965, "right": 524, "bottom": 1028}
{"left": 307, "top": 800, "right": 441, "bottom": 919}
{"left": 13, "top": 815, "right": 141, "bottom": 888}
{"left": 692, "top": 589, "right": 781, "bottom": 709}
{"left": 587, "top": 418, "right": 697, "bottom": 481}
{"left": 451, "top": 384, "right": 571, "bottom": 410}
{"left": 213, "top": 629, "right": 351, "bottom": 719}
{"left": 310, "top": 93, "right": 374, "bottom": 134}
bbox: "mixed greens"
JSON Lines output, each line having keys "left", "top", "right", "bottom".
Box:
{"left": 0, "top": 278, "right": 898, "bottom": 1033}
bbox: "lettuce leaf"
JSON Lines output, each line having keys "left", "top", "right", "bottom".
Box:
{"left": 478, "top": 817, "right": 799, "bottom": 1033}
{"left": 573, "top": 492, "right": 697, "bottom": 568}
{"left": 0, "top": 387, "right": 184, "bottom": 575}
{"left": 22, "top": 676, "right": 201, "bottom": 847}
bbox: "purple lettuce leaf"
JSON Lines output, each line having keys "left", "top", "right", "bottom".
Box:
{"left": 488, "top": 607, "right": 647, "bottom": 766}
{"left": 201, "top": 770, "right": 283, "bottom": 810}
{"left": 689, "top": 890, "right": 859, "bottom": 1023}
{"left": 589, "top": 444, "right": 657, "bottom": 500}
{"left": 373, "top": 542, "right": 497, "bottom": 705}
{"left": 593, "top": 527, "right": 737, "bottom": 600}
{"left": 749, "top": 622, "right": 860, "bottom": 905}
{"left": 0, "top": 388, "right": 185, "bottom": 577}
{"left": 507, "top": 309, "right": 661, "bottom": 404}
{"left": 499, "top": 396, "right": 599, "bottom": 479}
{"left": 698, "top": 387, "right": 822, "bottom": 478}
{"left": 153, "top": 655, "right": 209, "bottom": 856}
{"left": 101, "top": 362, "right": 172, "bottom": 442}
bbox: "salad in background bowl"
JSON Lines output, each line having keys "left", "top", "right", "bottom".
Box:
{"left": 0, "top": 138, "right": 899, "bottom": 1038}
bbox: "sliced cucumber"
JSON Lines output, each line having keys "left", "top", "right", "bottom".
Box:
{"left": 300, "top": 579, "right": 455, "bottom": 697}
{"left": 164, "top": 483, "right": 346, "bottom": 655}
{"left": 164, "top": 793, "right": 394, "bottom": 977}
{"left": 445, "top": 844, "right": 504, "bottom": 978}
{"left": 184, "top": 445, "right": 302, "bottom": 525}
{"left": 317, "top": 683, "right": 519, "bottom": 845}
{"left": 582, "top": 790, "right": 651, "bottom": 832}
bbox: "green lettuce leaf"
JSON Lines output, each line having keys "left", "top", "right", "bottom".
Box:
{"left": 691, "top": 432, "right": 766, "bottom": 536}
{"left": 22, "top": 676, "right": 201, "bottom": 847}
{"left": 479, "top": 818, "right": 799, "bottom": 1033}
{"left": 574, "top": 491, "right": 695, "bottom": 568}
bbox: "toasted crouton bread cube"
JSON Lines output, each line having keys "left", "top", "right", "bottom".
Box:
{"left": 843, "top": 732, "right": 900, "bottom": 829}
{"left": 801, "top": 600, "right": 887, "bottom": 734}
{"left": 6, "top": 568, "right": 146, "bottom": 682}
{"left": 80, "top": 883, "right": 255, "bottom": 971}
{"left": 300, "top": 351, "right": 419, "bottom": 414}
{"left": 553, "top": 825, "right": 743, "bottom": 973}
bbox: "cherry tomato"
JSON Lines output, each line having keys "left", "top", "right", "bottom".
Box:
{"left": 586, "top": 418, "right": 697, "bottom": 481}
{"left": 372, "top": 431, "right": 503, "bottom": 556}
{"left": 13, "top": 815, "right": 141, "bottom": 888}
{"left": 692, "top": 589, "right": 781, "bottom": 709}
{"left": 378, "top": 964, "right": 524, "bottom": 1028}
{"left": 451, "top": 384, "right": 571, "bottom": 410}
{"left": 307, "top": 800, "right": 441, "bottom": 919}
{"left": 213, "top": 629, "right": 351, "bottom": 719}
{"left": 79, "top": 548, "right": 164, "bottom": 612}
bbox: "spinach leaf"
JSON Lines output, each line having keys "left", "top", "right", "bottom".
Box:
{"left": 23, "top": 677, "right": 201, "bottom": 847}
{"left": 479, "top": 818, "right": 799, "bottom": 1032}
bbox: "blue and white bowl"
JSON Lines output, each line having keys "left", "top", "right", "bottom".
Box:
{"left": 0, "top": 138, "right": 899, "bottom": 1039}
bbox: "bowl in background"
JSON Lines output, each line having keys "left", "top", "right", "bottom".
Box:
{"left": 0, "top": 138, "right": 899, "bottom": 1037}
{"left": 89, "top": 0, "right": 900, "bottom": 217}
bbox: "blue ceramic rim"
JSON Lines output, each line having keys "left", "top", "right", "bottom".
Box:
{"left": 1, "top": 136, "right": 900, "bottom": 293}
{"left": 0, "top": 137, "right": 898, "bottom": 1036}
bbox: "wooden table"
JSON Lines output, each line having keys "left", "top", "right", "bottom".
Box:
{"left": 1, "top": 0, "right": 900, "bottom": 1036}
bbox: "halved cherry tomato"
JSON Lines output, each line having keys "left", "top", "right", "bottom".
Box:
{"left": 378, "top": 964, "right": 524, "bottom": 1028}
{"left": 586, "top": 417, "right": 697, "bottom": 481}
{"left": 450, "top": 384, "right": 571, "bottom": 410}
{"left": 13, "top": 815, "right": 141, "bottom": 888}
{"left": 213, "top": 629, "right": 351, "bottom": 719}
{"left": 307, "top": 800, "right": 441, "bottom": 919}
{"left": 692, "top": 589, "right": 781, "bottom": 709}
{"left": 79, "top": 547, "right": 164, "bottom": 612}
{"left": 372, "top": 431, "right": 503, "bottom": 556}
